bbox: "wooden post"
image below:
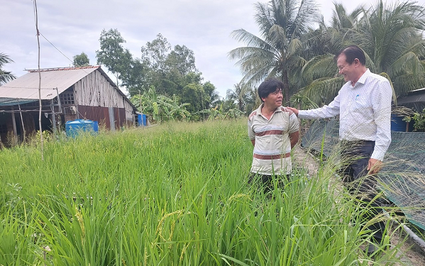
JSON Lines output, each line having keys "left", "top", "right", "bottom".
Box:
{"left": 51, "top": 99, "right": 57, "bottom": 134}
{"left": 18, "top": 103, "right": 26, "bottom": 143}
{"left": 11, "top": 107, "right": 18, "bottom": 145}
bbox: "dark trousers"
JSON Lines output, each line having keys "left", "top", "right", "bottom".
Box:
{"left": 340, "top": 140, "right": 387, "bottom": 244}
{"left": 248, "top": 173, "right": 288, "bottom": 194}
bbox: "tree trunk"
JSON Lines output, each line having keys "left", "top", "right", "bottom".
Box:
{"left": 282, "top": 70, "right": 290, "bottom": 106}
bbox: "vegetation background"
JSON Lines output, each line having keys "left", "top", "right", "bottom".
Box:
{"left": 1, "top": 0, "right": 425, "bottom": 264}
{"left": 0, "top": 120, "right": 418, "bottom": 265}
{"left": 3, "top": 0, "right": 425, "bottom": 126}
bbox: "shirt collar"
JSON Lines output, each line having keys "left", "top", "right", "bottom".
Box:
{"left": 355, "top": 68, "right": 371, "bottom": 86}
{"left": 256, "top": 103, "right": 283, "bottom": 116}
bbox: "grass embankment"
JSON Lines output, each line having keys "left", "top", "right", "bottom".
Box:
{"left": 0, "top": 119, "right": 404, "bottom": 265}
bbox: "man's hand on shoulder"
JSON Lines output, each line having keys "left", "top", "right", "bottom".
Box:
{"left": 286, "top": 107, "right": 299, "bottom": 116}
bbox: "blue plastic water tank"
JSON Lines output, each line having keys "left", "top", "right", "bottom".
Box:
{"left": 391, "top": 114, "right": 413, "bottom": 132}
{"left": 65, "top": 119, "right": 99, "bottom": 137}
{"left": 137, "top": 114, "right": 147, "bottom": 126}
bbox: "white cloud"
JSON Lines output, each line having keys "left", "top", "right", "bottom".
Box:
{"left": 2, "top": 0, "right": 423, "bottom": 98}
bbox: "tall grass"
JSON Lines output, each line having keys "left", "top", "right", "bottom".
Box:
{"left": 0, "top": 119, "right": 406, "bottom": 265}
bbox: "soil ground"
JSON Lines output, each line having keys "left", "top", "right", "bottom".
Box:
{"left": 292, "top": 145, "right": 425, "bottom": 265}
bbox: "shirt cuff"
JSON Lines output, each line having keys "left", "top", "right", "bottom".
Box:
{"left": 371, "top": 150, "right": 385, "bottom": 161}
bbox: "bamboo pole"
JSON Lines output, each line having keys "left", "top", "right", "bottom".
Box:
{"left": 33, "top": 0, "right": 44, "bottom": 160}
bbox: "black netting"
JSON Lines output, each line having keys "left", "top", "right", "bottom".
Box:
{"left": 302, "top": 119, "right": 425, "bottom": 231}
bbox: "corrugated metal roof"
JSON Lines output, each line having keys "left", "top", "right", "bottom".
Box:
{"left": 398, "top": 93, "right": 425, "bottom": 105}
{"left": 0, "top": 98, "right": 37, "bottom": 106}
{"left": 398, "top": 88, "right": 425, "bottom": 105}
{"left": 0, "top": 66, "right": 98, "bottom": 101}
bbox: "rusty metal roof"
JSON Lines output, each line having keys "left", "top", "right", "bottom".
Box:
{"left": 0, "top": 66, "right": 99, "bottom": 104}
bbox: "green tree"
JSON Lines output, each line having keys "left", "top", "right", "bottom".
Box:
{"left": 140, "top": 34, "right": 218, "bottom": 117}
{"left": 203, "top": 81, "right": 220, "bottom": 108}
{"left": 0, "top": 53, "right": 16, "bottom": 85}
{"left": 297, "top": 1, "right": 425, "bottom": 108}
{"left": 140, "top": 34, "right": 200, "bottom": 96}
{"left": 295, "top": 3, "right": 366, "bottom": 107}
{"left": 131, "top": 87, "right": 190, "bottom": 122}
{"left": 182, "top": 83, "right": 205, "bottom": 115}
{"left": 73, "top": 52, "right": 90, "bottom": 67}
{"left": 140, "top": 34, "right": 172, "bottom": 94}
{"left": 229, "top": 0, "right": 319, "bottom": 105}
{"left": 121, "top": 59, "right": 146, "bottom": 96}
{"left": 198, "top": 106, "right": 224, "bottom": 121}
{"left": 96, "top": 29, "right": 147, "bottom": 95}
{"left": 355, "top": 1, "right": 425, "bottom": 96}
{"left": 96, "top": 29, "right": 133, "bottom": 86}
{"left": 301, "top": 3, "right": 364, "bottom": 61}
{"left": 96, "top": 30, "right": 219, "bottom": 118}
{"left": 224, "top": 82, "right": 257, "bottom": 115}
{"left": 141, "top": 33, "right": 171, "bottom": 72}
{"left": 164, "top": 45, "right": 197, "bottom": 75}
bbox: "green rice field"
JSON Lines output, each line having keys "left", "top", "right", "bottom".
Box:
{"left": 0, "top": 119, "right": 406, "bottom": 265}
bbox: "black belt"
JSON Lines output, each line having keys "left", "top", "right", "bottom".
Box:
{"left": 340, "top": 140, "right": 375, "bottom": 151}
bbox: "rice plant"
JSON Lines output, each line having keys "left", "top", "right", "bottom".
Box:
{"left": 0, "top": 119, "right": 407, "bottom": 265}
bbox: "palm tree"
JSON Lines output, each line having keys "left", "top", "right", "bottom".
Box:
{"left": 355, "top": 0, "right": 425, "bottom": 96}
{"left": 331, "top": 3, "right": 365, "bottom": 32}
{"left": 229, "top": 0, "right": 319, "bottom": 105}
{"left": 0, "top": 53, "right": 16, "bottom": 85}
{"left": 302, "top": 3, "right": 364, "bottom": 60}
{"left": 226, "top": 81, "right": 254, "bottom": 113}
{"left": 297, "top": 1, "right": 425, "bottom": 108}
{"left": 294, "top": 3, "right": 367, "bottom": 107}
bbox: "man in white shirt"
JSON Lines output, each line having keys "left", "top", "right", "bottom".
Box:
{"left": 248, "top": 78, "right": 300, "bottom": 193}
{"left": 288, "top": 45, "right": 392, "bottom": 253}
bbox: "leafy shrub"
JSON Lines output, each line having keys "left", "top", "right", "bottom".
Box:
{"left": 411, "top": 109, "right": 425, "bottom": 132}
{"left": 403, "top": 108, "right": 425, "bottom": 132}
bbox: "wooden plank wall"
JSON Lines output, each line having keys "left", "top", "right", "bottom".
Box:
{"left": 73, "top": 70, "right": 135, "bottom": 123}
{"left": 77, "top": 105, "right": 127, "bottom": 130}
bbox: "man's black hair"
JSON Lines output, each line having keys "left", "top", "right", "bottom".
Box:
{"left": 335, "top": 45, "right": 366, "bottom": 65}
{"left": 258, "top": 78, "right": 284, "bottom": 102}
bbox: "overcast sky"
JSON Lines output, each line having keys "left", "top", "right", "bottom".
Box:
{"left": 1, "top": 0, "right": 421, "bottom": 98}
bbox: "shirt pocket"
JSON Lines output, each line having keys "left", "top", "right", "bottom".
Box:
{"left": 350, "top": 94, "right": 371, "bottom": 112}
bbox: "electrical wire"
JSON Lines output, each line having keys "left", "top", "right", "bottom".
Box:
{"left": 39, "top": 32, "right": 74, "bottom": 65}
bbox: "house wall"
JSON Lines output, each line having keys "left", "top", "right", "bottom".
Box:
{"left": 76, "top": 105, "right": 129, "bottom": 130}
{"left": 73, "top": 70, "right": 135, "bottom": 123}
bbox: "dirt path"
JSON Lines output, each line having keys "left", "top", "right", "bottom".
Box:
{"left": 292, "top": 145, "right": 425, "bottom": 265}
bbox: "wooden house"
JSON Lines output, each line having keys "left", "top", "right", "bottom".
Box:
{"left": 0, "top": 66, "right": 137, "bottom": 144}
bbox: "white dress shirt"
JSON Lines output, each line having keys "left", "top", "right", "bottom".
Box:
{"left": 299, "top": 69, "right": 392, "bottom": 161}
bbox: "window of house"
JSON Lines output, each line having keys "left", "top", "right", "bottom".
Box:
{"left": 60, "top": 91, "right": 75, "bottom": 105}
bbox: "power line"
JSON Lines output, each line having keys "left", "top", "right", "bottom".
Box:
{"left": 37, "top": 32, "right": 93, "bottom": 76}
{"left": 39, "top": 32, "right": 74, "bottom": 64}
